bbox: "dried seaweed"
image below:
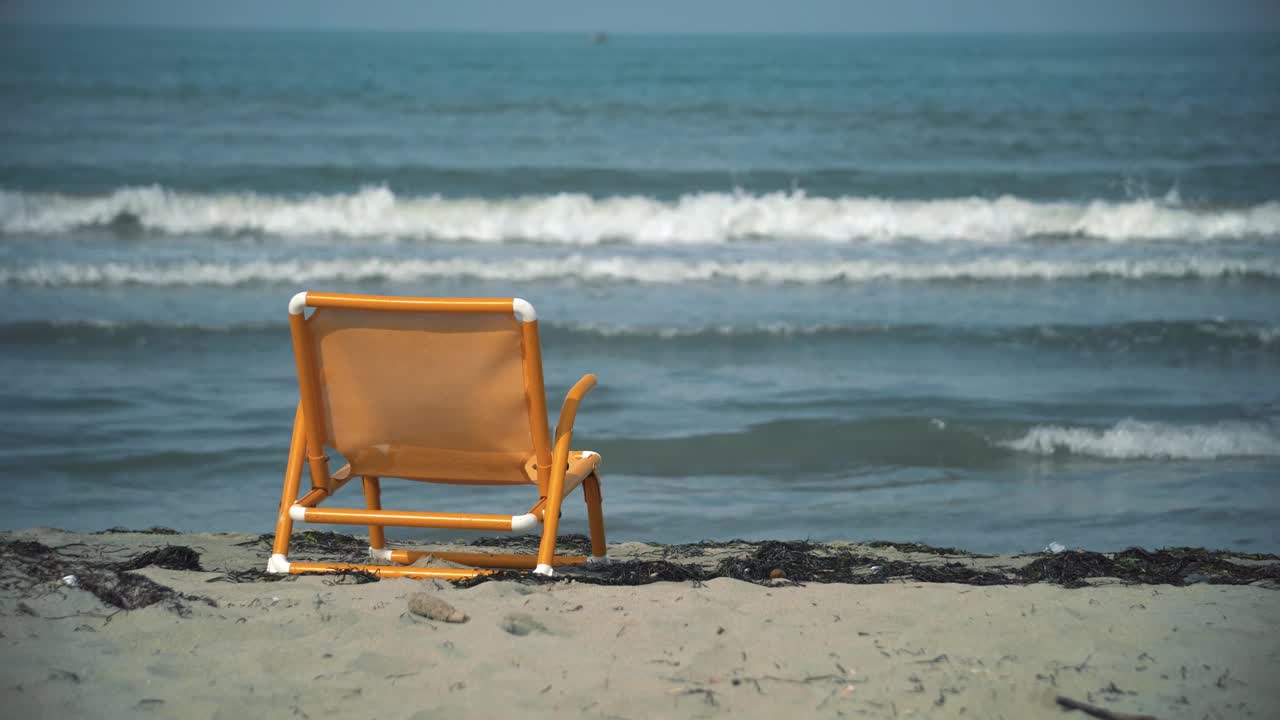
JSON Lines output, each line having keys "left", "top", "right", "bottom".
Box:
{"left": 9, "top": 532, "right": 1274, "bottom": 597}
{"left": 114, "top": 546, "right": 203, "bottom": 572}
{"left": 75, "top": 569, "right": 191, "bottom": 612}
{"left": 234, "top": 531, "right": 368, "bottom": 562}
{"left": 0, "top": 539, "right": 211, "bottom": 613}
{"left": 716, "top": 541, "right": 869, "bottom": 583}
{"left": 1018, "top": 551, "right": 1118, "bottom": 588}
{"left": 208, "top": 568, "right": 294, "bottom": 584}
{"left": 1018, "top": 547, "right": 1280, "bottom": 588}
{"left": 323, "top": 568, "right": 382, "bottom": 585}
{"left": 1113, "top": 547, "right": 1280, "bottom": 586}
{"left": 861, "top": 560, "right": 1009, "bottom": 586}
{"left": 469, "top": 533, "right": 594, "bottom": 555}
{"left": 1212, "top": 549, "right": 1280, "bottom": 561}
{"left": 0, "top": 540, "right": 63, "bottom": 588}
{"left": 660, "top": 539, "right": 754, "bottom": 559}
{"left": 95, "top": 527, "right": 180, "bottom": 536}
{"left": 231, "top": 533, "right": 276, "bottom": 548}
{"left": 452, "top": 569, "right": 549, "bottom": 588}
{"left": 459, "top": 540, "right": 1274, "bottom": 589}
{"left": 571, "top": 560, "right": 713, "bottom": 586}
{"left": 713, "top": 542, "right": 1010, "bottom": 586}
{"left": 457, "top": 540, "right": 1011, "bottom": 588}
{"left": 865, "top": 540, "right": 993, "bottom": 558}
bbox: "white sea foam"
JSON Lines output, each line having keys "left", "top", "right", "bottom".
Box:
{"left": 3, "top": 254, "right": 1277, "bottom": 287}
{"left": 1001, "top": 419, "right": 1280, "bottom": 460}
{"left": 2, "top": 186, "right": 1279, "bottom": 244}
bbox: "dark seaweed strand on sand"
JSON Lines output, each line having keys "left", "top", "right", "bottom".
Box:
{"left": 456, "top": 540, "right": 1011, "bottom": 588}
{"left": 713, "top": 541, "right": 1010, "bottom": 586}
{"left": 1020, "top": 548, "right": 1280, "bottom": 588}
{"left": 219, "top": 531, "right": 378, "bottom": 581}
{"left": 210, "top": 568, "right": 295, "bottom": 583}
{"left": 0, "top": 539, "right": 214, "bottom": 613}
{"left": 469, "top": 533, "right": 594, "bottom": 556}
{"left": 18, "top": 533, "right": 1271, "bottom": 592}
{"left": 659, "top": 539, "right": 764, "bottom": 559}
{"left": 322, "top": 568, "right": 383, "bottom": 585}
{"left": 865, "top": 540, "right": 995, "bottom": 558}
{"left": 233, "top": 531, "right": 371, "bottom": 563}
{"left": 454, "top": 561, "right": 712, "bottom": 589}
{"left": 113, "top": 546, "right": 203, "bottom": 572}
{"left": 460, "top": 541, "right": 1277, "bottom": 589}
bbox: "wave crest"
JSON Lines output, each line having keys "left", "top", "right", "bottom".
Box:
{"left": 3, "top": 186, "right": 1279, "bottom": 244}
{"left": 1001, "top": 419, "right": 1280, "bottom": 460}
{"left": 4, "top": 254, "right": 1276, "bottom": 287}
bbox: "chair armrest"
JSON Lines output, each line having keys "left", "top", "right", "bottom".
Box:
{"left": 552, "top": 373, "right": 597, "bottom": 456}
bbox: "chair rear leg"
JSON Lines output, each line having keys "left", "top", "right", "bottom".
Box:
{"left": 361, "top": 476, "right": 388, "bottom": 561}
{"left": 582, "top": 471, "right": 608, "bottom": 562}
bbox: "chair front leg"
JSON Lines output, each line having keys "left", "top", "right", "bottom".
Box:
{"left": 534, "top": 441, "right": 572, "bottom": 575}
{"left": 268, "top": 403, "right": 306, "bottom": 573}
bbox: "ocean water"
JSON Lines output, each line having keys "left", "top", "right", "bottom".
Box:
{"left": 2, "top": 27, "right": 1278, "bottom": 553}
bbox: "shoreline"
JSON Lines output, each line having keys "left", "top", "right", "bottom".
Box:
{"left": 2, "top": 528, "right": 1277, "bottom": 719}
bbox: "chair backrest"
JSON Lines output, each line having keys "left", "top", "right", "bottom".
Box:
{"left": 288, "top": 293, "right": 553, "bottom": 488}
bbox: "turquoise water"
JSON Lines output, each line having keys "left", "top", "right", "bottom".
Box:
{"left": 2, "top": 27, "right": 1278, "bottom": 552}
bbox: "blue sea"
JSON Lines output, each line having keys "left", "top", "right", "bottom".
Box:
{"left": 2, "top": 27, "right": 1278, "bottom": 553}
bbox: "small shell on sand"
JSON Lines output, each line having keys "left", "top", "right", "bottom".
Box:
{"left": 407, "top": 593, "right": 468, "bottom": 623}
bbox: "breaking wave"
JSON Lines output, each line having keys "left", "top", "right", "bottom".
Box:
{"left": 5, "top": 319, "right": 1276, "bottom": 356}
{"left": 4, "top": 254, "right": 1277, "bottom": 287}
{"left": 1001, "top": 419, "right": 1280, "bottom": 460}
{"left": 3, "top": 186, "right": 1279, "bottom": 244}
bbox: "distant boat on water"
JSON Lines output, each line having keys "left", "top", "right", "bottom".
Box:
{"left": 592, "top": 32, "right": 608, "bottom": 46}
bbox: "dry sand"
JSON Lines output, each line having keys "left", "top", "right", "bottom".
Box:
{"left": 1, "top": 528, "right": 1277, "bottom": 719}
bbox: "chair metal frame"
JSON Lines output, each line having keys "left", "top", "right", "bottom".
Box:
{"left": 266, "top": 291, "right": 607, "bottom": 579}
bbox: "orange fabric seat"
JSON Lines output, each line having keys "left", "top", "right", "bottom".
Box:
{"left": 266, "top": 292, "right": 607, "bottom": 579}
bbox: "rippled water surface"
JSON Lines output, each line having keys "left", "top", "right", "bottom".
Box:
{"left": 2, "top": 28, "right": 1278, "bottom": 552}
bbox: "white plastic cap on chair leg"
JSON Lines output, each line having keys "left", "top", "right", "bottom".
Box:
{"left": 369, "top": 547, "right": 392, "bottom": 562}
{"left": 266, "top": 554, "right": 291, "bottom": 574}
{"left": 288, "top": 505, "right": 307, "bottom": 521}
{"left": 510, "top": 513, "right": 538, "bottom": 532}
{"left": 533, "top": 564, "right": 554, "bottom": 577}
{"left": 288, "top": 292, "right": 309, "bottom": 316}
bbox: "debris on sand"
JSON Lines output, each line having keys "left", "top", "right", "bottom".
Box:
{"left": 234, "top": 531, "right": 368, "bottom": 563}
{"left": 7, "top": 534, "right": 1275, "bottom": 595}
{"left": 408, "top": 593, "right": 468, "bottom": 623}
{"left": 459, "top": 540, "right": 1277, "bottom": 589}
{"left": 114, "top": 545, "right": 203, "bottom": 572}
{"left": 1019, "top": 547, "right": 1280, "bottom": 588}
{"left": 1056, "top": 694, "right": 1158, "bottom": 720}
{"left": 712, "top": 541, "right": 1009, "bottom": 586}
{"left": 470, "top": 533, "right": 594, "bottom": 555}
{"left": 0, "top": 538, "right": 212, "bottom": 613}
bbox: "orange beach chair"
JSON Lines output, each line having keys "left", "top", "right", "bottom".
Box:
{"left": 266, "top": 292, "right": 607, "bottom": 579}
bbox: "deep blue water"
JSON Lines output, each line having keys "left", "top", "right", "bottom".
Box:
{"left": 2, "top": 27, "right": 1278, "bottom": 553}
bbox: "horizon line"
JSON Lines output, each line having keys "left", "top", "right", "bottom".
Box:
{"left": 5, "top": 20, "right": 1278, "bottom": 36}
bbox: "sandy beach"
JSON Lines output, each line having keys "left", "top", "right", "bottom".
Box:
{"left": 1, "top": 529, "right": 1276, "bottom": 720}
